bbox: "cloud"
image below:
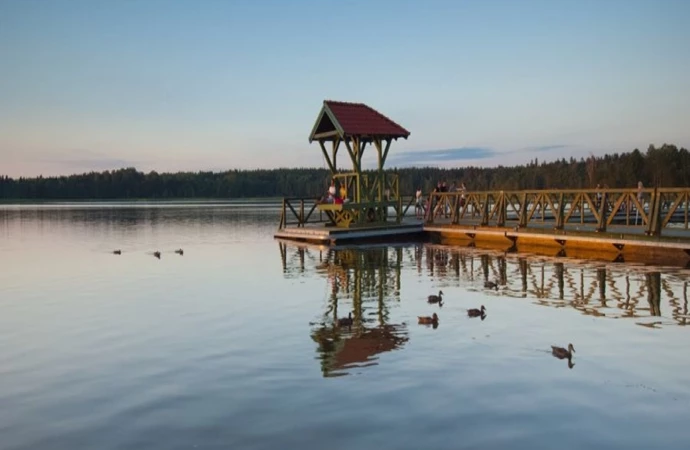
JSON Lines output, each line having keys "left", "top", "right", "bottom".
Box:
{"left": 520, "top": 144, "right": 570, "bottom": 153}
{"left": 382, "top": 144, "right": 575, "bottom": 168}
{"left": 387, "top": 147, "right": 497, "bottom": 167}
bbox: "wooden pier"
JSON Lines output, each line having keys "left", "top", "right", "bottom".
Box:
{"left": 421, "top": 187, "right": 690, "bottom": 265}
{"left": 275, "top": 100, "right": 690, "bottom": 265}
{"left": 277, "top": 186, "right": 690, "bottom": 266}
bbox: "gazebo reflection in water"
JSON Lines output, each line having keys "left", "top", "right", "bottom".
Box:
{"left": 279, "top": 241, "right": 409, "bottom": 377}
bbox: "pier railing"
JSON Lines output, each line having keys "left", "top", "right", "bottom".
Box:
{"left": 425, "top": 187, "right": 690, "bottom": 236}
{"left": 278, "top": 195, "right": 419, "bottom": 229}
{"left": 278, "top": 197, "right": 327, "bottom": 229}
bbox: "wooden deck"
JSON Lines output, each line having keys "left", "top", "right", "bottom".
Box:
{"left": 274, "top": 218, "right": 424, "bottom": 245}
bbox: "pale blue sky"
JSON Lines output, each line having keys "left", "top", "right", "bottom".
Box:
{"left": 1, "top": 0, "right": 689, "bottom": 176}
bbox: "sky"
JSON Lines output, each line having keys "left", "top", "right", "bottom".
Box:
{"left": 1, "top": 0, "right": 689, "bottom": 177}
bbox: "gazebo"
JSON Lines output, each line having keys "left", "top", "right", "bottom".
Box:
{"left": 309, "top": 100, "right": 410, "bottom": 228}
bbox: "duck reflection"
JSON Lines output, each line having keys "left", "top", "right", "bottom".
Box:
{"left": 337, "top": 312, "right": 354, "bottom": 328}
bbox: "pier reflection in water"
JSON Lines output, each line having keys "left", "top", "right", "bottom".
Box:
{"left": 281, "top": 243, "right": 409, "bottom": 377}
{"left": 282, "top": 242, "right": 689, "bottom": 331}
{"left": 280, "top": 242, "right": 690, "bottom": 375}
{"left": 413, "top": 244, "right": 689, "bottom": 327}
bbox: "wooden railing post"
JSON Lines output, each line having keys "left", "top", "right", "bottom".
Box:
{"left": 300, "top": 199, "right": 305, "bottom": 227}
{"left": 279, "top": 199, "right": 285, "bottom": 229}
{"left": 497, "top": 192, "right": 506, "bottom": 227}
{"left": 451, "top": 194, "right": 459, "bottom": 224}
{"left": 556, "top": 193, "right": 565, "bottom": 230}
{"left": 596, "top": 192, "right": 607, "bottom": 232}
{"left": 481, "top": 193, "right": 489, "bottom": 226}
{"left": 426, "top": 193, "right": 434, "bottom": 224}
{"left": 519, "top": 193, "right": 528, "bottom": 228}
{"left": 284, "top": 199, "right": 288, "bottom": 228}
{"left": 647, "top": 185, "right": 662, "bottom": 236}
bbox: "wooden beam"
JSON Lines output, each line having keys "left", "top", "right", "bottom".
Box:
{"left": 382, "top": 139, "right": 392, "bottom": 167}
{"left": 309, "top": 103, "right": 345, "bottom": 143}
{"left": 352, "top": 136, "right": 362, "bottom": 173}
{"left": 313, "top": 130, "right": 340, "bottom": 140}
{"left": 373, "top": 139, "right": 383, "bottom": 169}
{"left": 343, "top": 138, "right": 359, "bottom": 172}
{"left": 331, "top": 138, "right": 340, "bottom": 172}
{"left": 343, "top": 137, "right": 361, "bottom": 203}
{"left": 318, "top": 140, "right": 336, "bottom": 173}
{"left": 374, "top": 138, "right": 383, "bottom": 201}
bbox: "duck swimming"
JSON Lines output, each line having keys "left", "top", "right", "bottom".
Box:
{"left": 418, "top": 313, "right": 438, "bottom": 325}
{"left": 175, "top": 249, "right": 184, "bottom": 255}
{"left": 484, "top": 280, "right": 498, "bottom": 290}
{"left": 467, "top": 305, "right": 486, "bottom": 317}
{"left": 153, "top": 251, "right": 161, "bottom": 259}
{"left": 551, "top": 343, "right": 575, "bottom": 360}
{"left": 112, "top": 250, "right": 121, "bottom": 255}
{"left": 337, "top": 312, "right": 353, "bottom": 327}
{"left": 427, "top": 290, "right": 444, "bottom": 304}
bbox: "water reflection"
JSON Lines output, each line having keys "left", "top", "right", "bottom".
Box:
{"left": 415, "top": 244, "right": 689, "bottom": 327}
{"left": 280, "top": 241, "right": 690, "bottom": 334}
{"left": 279, "top": 242, "right": 409, "bottom": 377}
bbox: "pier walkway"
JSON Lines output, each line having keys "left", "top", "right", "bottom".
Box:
{"left": 276, "top": 187, "right": 690, "bottom": 266}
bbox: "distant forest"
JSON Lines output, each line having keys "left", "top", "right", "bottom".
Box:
{"left": 1, "top": 144, "right": 689, "bottom": 200}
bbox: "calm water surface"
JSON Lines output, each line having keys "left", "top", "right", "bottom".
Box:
{"left": 1, "top": 203, "right": 689, "bottom": 449}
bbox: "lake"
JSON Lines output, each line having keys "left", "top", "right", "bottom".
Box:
{"left": 1, "top": 202, "right": 689, "bottom": 449}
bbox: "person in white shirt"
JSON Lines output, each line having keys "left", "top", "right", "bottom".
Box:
{"left": 415, "top": 188, "right": 423, "bottom": 219}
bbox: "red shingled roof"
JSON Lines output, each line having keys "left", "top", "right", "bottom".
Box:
{"left": 321, "top": 100, "right": 410, "bottom": 139}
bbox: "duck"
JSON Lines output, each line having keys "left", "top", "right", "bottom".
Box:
{"left": 175, "top": 248, "right": 184, "bottom": 255}
{"left": 551, "top": 343, "right": 575, "bottom": 360}
{"left": 427, "top": 290, "right": 444, "bottom": 304}
{"left": 337, "top": 312, "right": 353, "bottom": 327}
{"left": 418, "top": 313, "right": 438, "bottom": 325}
{"left": 467, "top": 305, "right": 486, "bottom": 317}
{"left": 153, "top": 251, "right": 161, "bottom": 259}
{"left": 112, "top": 250, "right": 121, "bottom": 255}
{"left": 484, "top": 280, "right": 498, "bottom": 290}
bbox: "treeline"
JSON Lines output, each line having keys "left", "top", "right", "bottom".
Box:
{"left": 1, "top": 144, "right": 688, "bottom": 200}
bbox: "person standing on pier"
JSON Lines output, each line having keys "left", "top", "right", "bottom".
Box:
{"left": 458, "top": 182, "right": 466, "bottom": 207}
{"left": 595, "top": 183, "right": 602, "bottom": 210}
{"left": 441, "top": 180, "right": 450, "bottom": 218}
{"left": 321, "top": 180, "right": 336, "bottom": 204}
{"left": 339, "top": 182, "right": 348, "bottom": 203}
{"left": 431, "top": 181, "right": 441, "bottom": 219}
{"left": 415, "top": 187, "right": 424, "bottom": 219}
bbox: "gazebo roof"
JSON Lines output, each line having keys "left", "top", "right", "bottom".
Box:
{"left": 309, "top": 100, "right": 410, "bottom": 142}
{"left": 312, "top": 324, "right": 409, "bottom": 377}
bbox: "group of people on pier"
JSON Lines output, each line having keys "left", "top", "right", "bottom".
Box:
{"left": 321, "top": 180, "right": 349, "bottom": 205}
{"left": 416, "top": 181, "right": 467, "bottom": 219}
